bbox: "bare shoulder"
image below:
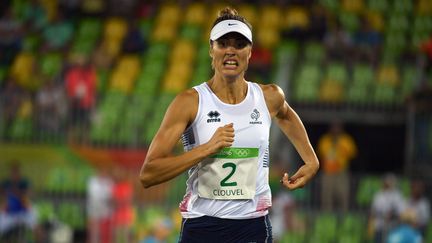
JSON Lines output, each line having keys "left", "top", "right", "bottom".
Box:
{"left": 167, "top": 88, "right": 199, "bottom": 124}
{"left": 258, "top": 83, "right": 285, "bottom": 117}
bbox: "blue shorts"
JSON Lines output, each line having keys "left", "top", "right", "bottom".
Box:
{"left": 179, "top": 215, "right": 273, "bottom": 243}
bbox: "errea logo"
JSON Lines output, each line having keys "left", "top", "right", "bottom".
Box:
{"left": 207, "top": 111, "right": 221, "bottom": 123}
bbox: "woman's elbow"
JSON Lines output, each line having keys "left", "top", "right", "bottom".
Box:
{"left": 139, "top": 164, "right": 155, "bottom": 188}
{"left": 139, "top": 172, "right": 154, "bottom": 188}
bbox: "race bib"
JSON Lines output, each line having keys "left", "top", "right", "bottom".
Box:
{"left": 197, "top": 147, "right": 259, "bottom": 200}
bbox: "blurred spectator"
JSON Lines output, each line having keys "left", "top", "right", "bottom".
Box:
{"left": 353, "top": 16, "right": 382, "bottom": 64}
{"left": 42, "top": 12, "right": 73, "bottom": 51}
{"left": 64, "top": 56, "right": 96, "bottom": 138}
{"left": 385, "top": 209, "right": 423, "bottom": 243}
{"left": 112, "top": 166, "right": 134, "bottom": 243}
{"left": 0, "top": 79, "right": 25, "bottom": 138}
{"left": 87, "top": 165, "right": 114, "bottom": 243}
{"left": 369, "top": 173, "right": 406, "bottom": 243}
{"left": 122, "top": 20, "right": 147, "bottom": 54}
{"left": 420, "top": 35, "right": 432, "bottom": 70}
{"left": 403, "top": 179, "right": 430, "bottom": 236}
{"left": 108, "top": 0, "right": 137, "bottom": 16}
{"left": 0, "top": 161, "right": 38, "bottom": 238}
{"left": 307, "top": 4, "right": 328, "bottom": 41}
{"left": 21, "top": 0, "right": 48, "bottom": 32}
{"left": 323, "top": 20, "right": 353, "bottom": 62}
{"left": 58, "top": 0, "right": 82, "bottom": 19}
{"left": 318, "top": 121, "right": 357, "bottom": 212}
{"left": 35, "top": 80, "right": 68, "bottom": 137}
{"left": 0, "top": 8, "right": 23, "bottom": 66}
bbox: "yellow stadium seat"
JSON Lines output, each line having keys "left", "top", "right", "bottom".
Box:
{"left": 10, "top": 52, "right": 35, "bottom": 86}
{"left": 238, "top": 4, "right": 257, "bottom": 26}
{"left": 152, "top": 24, "right": 178, "bottom": 42}
{"left": 104, "top": 17, "right": 127, "bottom": 42}
{"left": 17, "top": 99, "right": 33, "bottom": 118}
{"left": 157, "top": 4, "right": 181, "bottom": 24}
{"left": 319, "top": 80, "right": 345, "bottom": 102}
{"left": 260, "top": 5, "right": 282, "bottom": 29}
{"left": 342, "top": 0, "right": 365, "bottom": 13}
{"left": 377, "top": 64, "right": 400, "bottom": 86}
{"left": 117, "top": 55, "right": 141, "bottom": 81}
{"left": 417, "top": 0, "right": 432, "bottom": 15}
{"left": 110, "top": 71, "right": 133, "bottom": 93}
{"left": 256, "top": 28, "right": 280, "bottom": 49}
{"left": 170, "top": 40, "right": 195, "bottom": 63}
{"left": 102, "top": 39, "right": 122, "bottom": 58}
{"left": 283, "top": 7, "right": 310, "bottom": 30}
{"left": 185, "top": 2, "right": 206, "bottom": 26}
{"left": 365, "top": 10, "right": 384, "bottom": 32}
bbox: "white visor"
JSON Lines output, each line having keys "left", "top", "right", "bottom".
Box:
{"left": 210, "top": 19, "right": 252, "bottom": 43}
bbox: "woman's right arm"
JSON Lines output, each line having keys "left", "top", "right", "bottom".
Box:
{"left": 139, "top": 89, "right": 235, "bottom": 188}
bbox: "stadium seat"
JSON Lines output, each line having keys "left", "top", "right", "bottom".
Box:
{"left": 40, "top": 52, "right": 62, "bottom": 78}
{"left": 283, "top": 7, "right": 310, "bottom": 30}
{"left": 356, "top": 175, "right": 381, "bottom": 207}
{"left": 320, "top": 0, "right": 340, "bottom": 12}
{"left": 238, "top": 4, "right": 257, "bottom": 26}
{"left": 416, "top": 0, "right": 432, "bottom": 15}
{"left": 339, "top": 11, "right": 360, "bottom": 33}
{"left": 303, "top": 42, "right": 325, "bottom": 63}
{"left": 310, "top": 213, "right": 338, "bottom": 243}
{"left": 180, "top": 24, "right": 201, "bottom": 42}
{"left": 338, "top": 213, "right": 365, "bottom": 243}
{"left": 401, "top": 65, "right": 418, "bottom": 98}
{"left": 392, "top": 0, "right": 413, "bottom": 14}
{"left": 184, "top": 2, "right": 206, "bottom": 26}
{"left": 341, "top": 0, "right": 365, "bottom": 14}
{"left": 367, "top": 0, "right": 388, "bottom": 13}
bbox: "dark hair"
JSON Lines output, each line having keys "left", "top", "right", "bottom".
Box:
{"left": 212, "top": 7, "right": 252, "bottom": 31}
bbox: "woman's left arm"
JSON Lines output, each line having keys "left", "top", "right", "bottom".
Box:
{"left": 262, "top": 84, "right": 320, "bottom": 190}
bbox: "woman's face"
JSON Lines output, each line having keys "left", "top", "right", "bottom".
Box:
{"left": 210, "top": 32, "right": 252, "bottom": 78}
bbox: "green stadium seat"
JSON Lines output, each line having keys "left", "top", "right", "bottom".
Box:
{"left": 356, "top": 175, "right": 381, "bottom": 207}
{"left": 310, "top": 213, "right": 338, "bottom": 243}
{"left": 368, "top": 0, "right": 388, "bottom": 13}
{"left": 319, "top": 0, "right": 339, "bottom": 12}
{"left": 392, "top": 0, "right": 413, "bottom": 14}
{"left": 373, "top": 83, "right": 397, "bottom": 105}
{"left": 304, "top": 42, "right": 325, "bottom": 63}
{"left": 325, "top": 62, "right": 348, "bottom": 85}
{"left": 339, "top": 12, "right": 360, "bottom": 33}
{"left": 35, "top": 200, "right": 55, "bottom": 222}
{"left": 401, "top": 65, "right": 417, "bottom": 98}
{"left": 180, "top": 24, "right": 201, "bottom": 42}
{"left": 338, "top": 213, "right": 366, "bottom": 243}
{"left": 9, "top": 118, "right": 33, "bottom": 141}
{"left": 58, "top": 203, "right": 85, "bottom": 229}
{"left": 139, "top": 19, "right": 153, "bottom": 38}
{"left": 293, "top": 62, "right": 321, "bottom": 102}
{"left": 40, "top": 52, "right": 62, "bottom": 78}
{"left": 388, "top": 14, "right": 409, "bottom": 33}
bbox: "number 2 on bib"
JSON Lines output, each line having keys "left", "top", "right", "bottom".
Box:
{"left": 220, "top": 162, "right": 237, "bottom": 187}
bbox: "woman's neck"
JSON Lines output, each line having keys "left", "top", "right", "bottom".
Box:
{"left": 207, "top": 74, "right": 248, "bottom": 104}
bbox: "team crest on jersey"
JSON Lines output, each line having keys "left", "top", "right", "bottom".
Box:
{"left": 207, "top": 110, "right": 221, "bottom": 123}
{"left": 250, "top": 109, "right": 262, "bottom": 124}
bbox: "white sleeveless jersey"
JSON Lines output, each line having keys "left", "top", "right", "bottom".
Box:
{"left": 179, "top": 81, "right": 272, "bottom": 219}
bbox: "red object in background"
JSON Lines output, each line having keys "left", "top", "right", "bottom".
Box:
{"left": 112, "top": 181, "right": 134, "bottom": 226}
{"left": 65, "top": 65, "right": 96, "bottom": 109}
{"left": 250, "top": 46, "right": 272, "bottom": 66}
{"left": 420, "top": 36, "right": 432, "bottom": 59}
